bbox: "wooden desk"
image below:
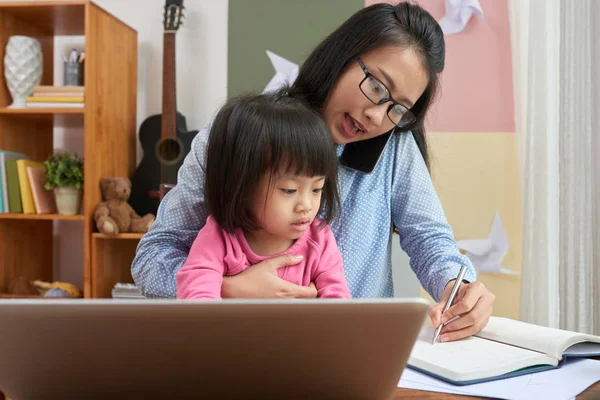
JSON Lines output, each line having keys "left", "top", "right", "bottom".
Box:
{"left": 2, "top": 356, "right": 600, "bottom": 400}
{"left": 394, "top": 380, "right": 600, "bottom": 399}
{"left": 0, "top": 382, "right": 599, "bottom": 399}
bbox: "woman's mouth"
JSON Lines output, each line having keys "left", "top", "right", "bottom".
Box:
{"left": 341, "top": 113, "right": 366, "bottom": 139}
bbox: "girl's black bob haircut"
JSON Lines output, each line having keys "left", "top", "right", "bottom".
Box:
{"left": 204, "top": 91, "right": 340, "bottom": 234}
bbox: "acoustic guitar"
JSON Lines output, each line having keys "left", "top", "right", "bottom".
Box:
{"left": 129, "top": 0, "right": 198, "bottom": 216}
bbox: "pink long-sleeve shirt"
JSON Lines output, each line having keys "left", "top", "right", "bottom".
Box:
{"left": 176, "top": 216, "right": 351, "bottom": 300}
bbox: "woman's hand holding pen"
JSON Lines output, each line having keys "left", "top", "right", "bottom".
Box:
{"left": 429, "top": 280, "right": 495, "bottom": 342}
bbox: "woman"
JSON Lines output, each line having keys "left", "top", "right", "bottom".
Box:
{"left": 132, "top": 2, "right": 495, "bottom": 342}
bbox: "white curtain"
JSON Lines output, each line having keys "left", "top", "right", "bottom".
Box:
{"left": 509, "top": 0, "right": 600, "bottom": 334}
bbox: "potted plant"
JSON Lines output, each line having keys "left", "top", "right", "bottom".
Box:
{"left": 43, "top": 151, "right": 84, "bottom": 215}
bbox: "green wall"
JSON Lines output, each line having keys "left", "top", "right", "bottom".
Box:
{"left": 228, "top": 0, "right": 363, "bottom": 98}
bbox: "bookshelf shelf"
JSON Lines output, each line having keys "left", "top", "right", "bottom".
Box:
{"left": 0, "top": 0, "right": 137, "bottom": 299}
{"left": 92, "top": 233, "right": 144, "bottom": 240}
{"left": 91, "top": 233, "right": 140, "bottom": 298}
{"left": 0, "top": 213, "right": 84, "bottom": 221}
{"left": 0, "top": 293, "right": 78, "bottom": 299}
{"left": 0, "top": 107, "right": 84, "bottom": 115}
{"left": 0, "top": 1, "right": 86, "bottom": 35}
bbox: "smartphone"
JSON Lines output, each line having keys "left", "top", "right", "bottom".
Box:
{"left": 338, "top": 132, "right": 393, "bottom": 174}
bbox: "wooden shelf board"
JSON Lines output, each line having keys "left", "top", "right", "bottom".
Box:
{"left": 92, "top": 233, "right": 144, "bottom": 240}
{"left": 0, "top": 213, "right": 84, "bottom": 221}
{"left": 0, "top": 107, "right": 84, "bottom": 115}
{"left": 0, "top": 293, "right": 81, "bottom": 299}
{"left": 0, "top": 1, "right": 86, "bottom": 35}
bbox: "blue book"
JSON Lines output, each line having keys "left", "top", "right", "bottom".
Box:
{"left": 407, "top": 317, "right": 600, "bottom": 386}
{"left": 0, "top": 150, "right": 27, "bottom": 213}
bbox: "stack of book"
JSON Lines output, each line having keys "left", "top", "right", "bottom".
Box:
{"left": 111, "top": 283, "right": 146, "bottom": 300}
{"left": 0, "top": 150, "right": 56, "bottom": 214}
{"left": 25, "top": 85, "right": 84, "bottom": 108}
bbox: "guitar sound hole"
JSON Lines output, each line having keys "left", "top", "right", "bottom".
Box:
{"left": 156, "top": 138, "right": 183, "bottom": 165}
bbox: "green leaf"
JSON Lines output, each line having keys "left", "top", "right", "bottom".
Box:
{"left": 43, "top": 151, "right": 84, "bottom": 190}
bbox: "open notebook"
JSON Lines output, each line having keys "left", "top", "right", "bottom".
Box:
{"left": 408, "top": 316, "right": 600, "bottom": 386}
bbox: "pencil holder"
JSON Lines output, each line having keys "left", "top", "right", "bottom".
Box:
{"left": 63, "top": 61, "right": 84, "bottom": 86}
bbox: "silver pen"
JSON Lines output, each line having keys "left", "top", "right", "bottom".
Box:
{"left": 431, "top": 265, "right": 467, "bottom": 344}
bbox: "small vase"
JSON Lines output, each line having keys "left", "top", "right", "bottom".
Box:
{"left": 3, "top": 36, "right": 43, "bottom": 108}
{"left": 54, "top": 187, "right": 82, "bottom": 215}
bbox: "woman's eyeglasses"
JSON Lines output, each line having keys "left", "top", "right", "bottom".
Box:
{"left": 357, "top": 58, "right": 416, "bottom": 129}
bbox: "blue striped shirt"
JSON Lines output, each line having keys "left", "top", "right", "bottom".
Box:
{"left": 131, "top": 124, "right": 476, "bottom": 301}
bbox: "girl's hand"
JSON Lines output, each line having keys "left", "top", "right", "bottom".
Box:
{"left": 221, "top": 254, "right": 318, "bottom": 299}
{"left": 428, "top": 281, "right": 495, "bottom": 342}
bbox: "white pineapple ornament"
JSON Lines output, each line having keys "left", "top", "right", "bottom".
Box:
{"left": 3, "top": 36, "right": 43, "bottom": 108}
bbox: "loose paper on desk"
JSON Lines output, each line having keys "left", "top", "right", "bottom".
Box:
{"left": 263, "top": 50, "right": 298, "bottom": 94}
{"left": 438, "top": 0, "right": 483, "bottom": 35}
{"left": 456, "top": 211, "right": 519, "bottom": 275}
{"left": 399, "top": 358, "right": 600, "bottom": 400}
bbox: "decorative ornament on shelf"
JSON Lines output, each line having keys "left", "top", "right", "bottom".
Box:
{"left": 4, "top": 277, "right": 82, "bottom": 298}
{"left": 3, "top": 35, "right": 43, "bottom": 108}
{"left": 32, "top": 280, "right": 82, "bottom": 298}
{"left": 43, "top": 151, "right": 84, "bottom": 215}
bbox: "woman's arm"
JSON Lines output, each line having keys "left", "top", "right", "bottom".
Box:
{"left": 390, "top": 131, "right": 476, "bottom": 301}
{"left": 131, "top": 124, "right": 211, "bottom": 298}
{"left": 390, "top": 132, "right": 493, "bottom": 340}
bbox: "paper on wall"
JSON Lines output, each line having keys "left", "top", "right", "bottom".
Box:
{"left": 438, "top": 0, "right": 484, "bottom": 35}
{"left": 456, "top": 211, "right": 519, "bottom": 275}
{"left": 262, "top": 50, "right": 298, "bottom": 94}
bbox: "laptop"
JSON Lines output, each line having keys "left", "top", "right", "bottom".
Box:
{"left": 0, "top": 298, "right": 429, "bottom": 400}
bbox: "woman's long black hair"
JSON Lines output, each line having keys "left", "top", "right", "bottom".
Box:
{"left": 287, "top": 2, "right": 445, "bottom": 168}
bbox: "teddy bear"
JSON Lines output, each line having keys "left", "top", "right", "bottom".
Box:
{"left": 94, "top": 177, "right": 155, "bottom": 237}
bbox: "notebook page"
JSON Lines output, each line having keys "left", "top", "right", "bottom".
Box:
{"left": 477, "top": 317, "right": 600, "bottom": 359}
{"left": 408, "top": 326, "right": 557, "bottom": 383}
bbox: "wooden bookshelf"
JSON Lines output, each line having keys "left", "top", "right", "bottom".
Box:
{"left": 92, "top": 233, "right": 144, "bottom": 240}
{"left": 91, "top": 233, "right": 141, "bottom": 298}
{"left": 0, "top": 107, "right": 84, "bottom": 114}
{"left": 0, "top": 1, "right": 137, "bottom": 298}
{"left": 0, "top": 213, "right": 85, "bottom": 221}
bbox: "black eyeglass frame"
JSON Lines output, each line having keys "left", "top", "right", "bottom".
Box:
{"left": 357, "top": 58, "right": 416, "bottom": 129}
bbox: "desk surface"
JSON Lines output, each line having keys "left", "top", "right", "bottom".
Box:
{"left": 394, "top": 380, "right": 600, "bottom": 399}
{"left": 1, "top": 381, "right": 599, "bottom": 399}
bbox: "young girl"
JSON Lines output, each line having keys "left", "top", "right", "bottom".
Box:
{"left": 175, "top": 93, "right": 350, "bottom": 300}
{"left": 134, "top": 2, "right": 495, "bottom": 342}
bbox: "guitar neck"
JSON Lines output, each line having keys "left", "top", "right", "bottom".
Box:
{"left": 161, "top": 32, "right": 177, "bottom": 141}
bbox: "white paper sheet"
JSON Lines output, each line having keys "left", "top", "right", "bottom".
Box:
{"left": 262, "top": 50, "right": 298, "bottom": 94}
{"left": 456, "top": 211, "right": 519, "bottom": 275}
{"left": 438, "top": 0, "right": 484, "bottom": 35}
{"left": 399, "top": 358, "right": 600, "bottom": 400}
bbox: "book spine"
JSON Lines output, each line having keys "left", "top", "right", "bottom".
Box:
{"left": 33, "top": 85, "right": 85, "bottom": 93}
{"left": 16, "top": 160, "right": 36, "bottom": 214}
{"left": 26, "top": 96, "right": 84, "bottom": 103}
{"left": 32, "top": 92, "right": 85, "bottom": 98}
{"left": 5, "top": 160, "right": 22, "bottom": 213}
